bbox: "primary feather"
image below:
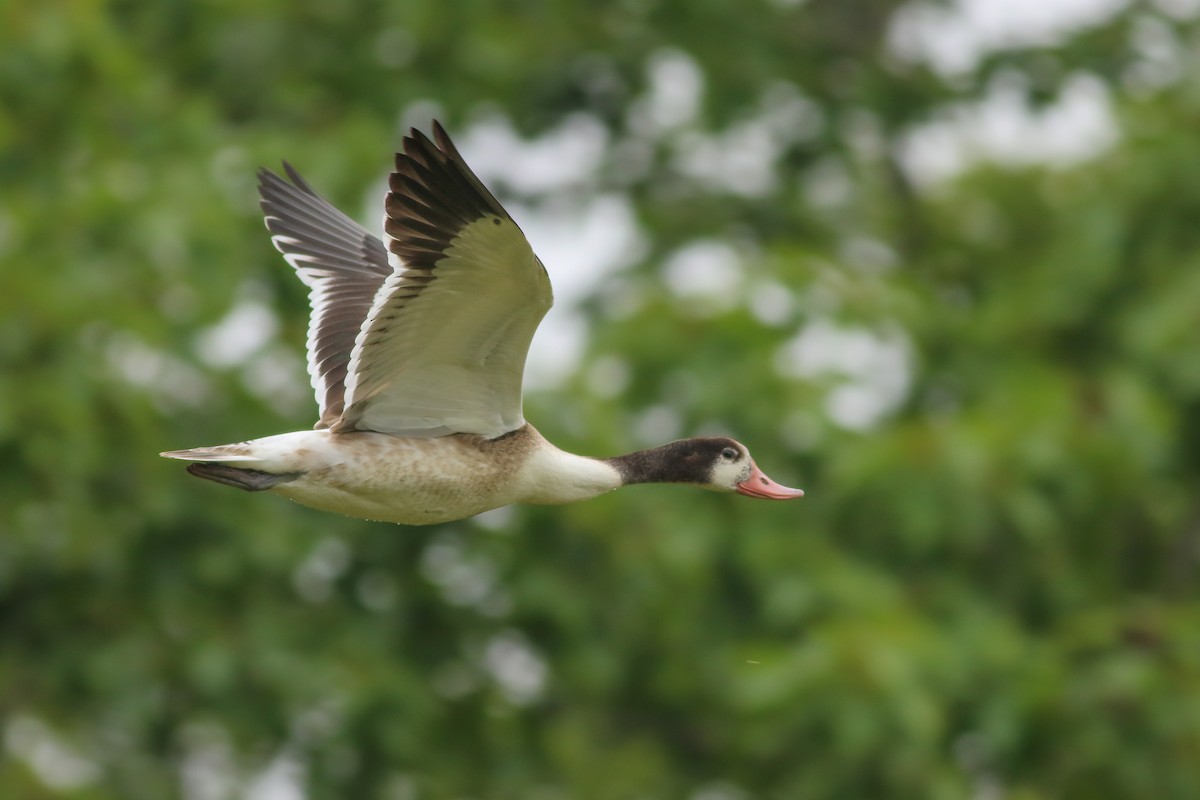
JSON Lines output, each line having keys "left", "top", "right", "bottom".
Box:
{"left": 258, "top": 163, "right": 392, "bottom": 427}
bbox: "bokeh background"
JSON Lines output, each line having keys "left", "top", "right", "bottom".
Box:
{"left": 4, "top": 0, "right": 1200, "bottom": 797}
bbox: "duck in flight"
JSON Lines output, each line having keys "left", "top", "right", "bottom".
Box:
{"left": 162, "top": 122, "right": 804, "bottom": 525}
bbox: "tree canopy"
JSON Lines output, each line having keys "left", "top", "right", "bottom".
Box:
{"left": 3, "top": 0, "right": 1200, "bottom": 797}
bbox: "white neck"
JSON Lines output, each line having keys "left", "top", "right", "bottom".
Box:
{"left": 514, "top": 442, "right": 623, "bottom": 505}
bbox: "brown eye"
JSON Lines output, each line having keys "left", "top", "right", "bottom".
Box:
{"left": 721, "top": 447, "right": 738, "bottom": 461}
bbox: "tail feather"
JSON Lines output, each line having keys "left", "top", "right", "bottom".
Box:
{"left": 185, "top": 463, "right": 301, "bottom": 492}
{"left": 163, "top": 443, "right": 300, "bottom": 492}
{"left": 160, "top": 446, "right": 259, "bottom": 462}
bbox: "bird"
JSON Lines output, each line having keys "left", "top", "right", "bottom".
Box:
{"left": 161, "top": 121, "right": 804, "bottom": 525}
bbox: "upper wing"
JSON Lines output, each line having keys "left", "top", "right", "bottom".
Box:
{"left": 258, "top": 164, "right": 392, "bottom": 427}
{"left": 335, "top": 122, "right": 553, "bottom": 438}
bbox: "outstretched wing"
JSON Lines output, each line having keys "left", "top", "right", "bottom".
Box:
{"left": 335, "top": 122, "right": 553, "bottom": 438}
{"left": 258, "top": 164, "right": 392, "bottom": 427}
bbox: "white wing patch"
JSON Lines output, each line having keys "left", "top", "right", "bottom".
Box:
{"left": 339, "top": 215, "right": 552, "bottom": 438}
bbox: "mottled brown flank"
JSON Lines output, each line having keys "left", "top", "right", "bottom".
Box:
{"left": 464, "top": 423, "right": 541, "bottom": 454}
{"left": 454, "top": 424, "right": 544, "bottom": 483}
{"left": 331, "top": 424, "right": 539, "bottom": 494}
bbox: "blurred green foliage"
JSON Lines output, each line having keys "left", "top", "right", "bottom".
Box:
{"left": 3, "top": 0, "right": 1200, "bottom": 797}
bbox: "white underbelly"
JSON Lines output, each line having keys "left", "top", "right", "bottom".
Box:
{"left": 271, "top": 476, "right": 509, "bottom": 525}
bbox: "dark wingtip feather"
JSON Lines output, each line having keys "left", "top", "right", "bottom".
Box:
{"left": 430, "top": 119, "right": 464, "bottom": 162}
{"left": 257, "top": 161, "right": 317, "bottom": 199}
{"left": 256, "top": 166, "right": 280, "bottom": 193}
{"left": 383, "top": 121, "right": 515, "bottom": 271}
{"left": 281, "top": 160, "right": 315, "bottom": 192}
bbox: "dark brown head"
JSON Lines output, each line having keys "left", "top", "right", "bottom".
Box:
{"left": 607, "top": 437, "right": 804, "bottom": 499}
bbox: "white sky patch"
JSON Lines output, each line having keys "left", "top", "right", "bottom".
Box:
{"left": 673, "top": 83, "right": 821, "bottom": 197}
{"left": 747, "top": 280, "right": 795, "bottom": 327}
{"left": 103, "top": 329, "right": 213, "bottom": 411}
{"left": 840, "top": 236, "right": 899, "bottom": 275}
{"left": 898, "top": 71, "right": 1118, "bottom": 186}
{"left": 759, "top": 80, "right": 826, "bottom": 143}
{"left": 775, "top": 320, "right": 912, "bottom": 430}
{"left": 245, "top": 753, "right": 305, "bottom": 800}
{"left": 661, "top": 239, "right": 743, "bottom": 311}
{"left": 628, "top": 48, "right": 705, "bottom": 136}
{"left": 518, "top": 194, "right": 646, "bottom": 388}
{"left": 241, "top": 345, "right": 311, "bottom": 417}
{"left": 381, "top": 774, "right": 420, "bottom": 800}
{"left": 471, "top": 505, "right": 516, "bottom": 532}
{"left": 373, "top": 26, "right": 417, "bottom": 69}
{"left": 675, "top": 120, "right": 780, "bottom": 197}
{"left": 634, "top": 404, "right": 684, "bottom": 445}
{"left": 586, "top": 354, "right": 633, "bottom": 398}
{"left": 210, "top": 145, "right": 257, "bottom": 214}
{"left": 292, "top": 537, "right": 352, "bottom": 605}
{"left": 482, "top": 630, "right": 548, "bottom": 705}
{"left": 453, "top": 113, "right": 609, "bottom": 194}
{"left": 690, "top": 782, "right": 751, "bottom": 800}
{"left": 194, "top": 296, "right": 279, "bottom": 368}
{"left": 179, "top": 722, "right": 237, "bottom": 800}
{"left": 1152, "top": 0, "right": 1200, "bottom": 17}
{"left": 1124, "top": 14, "right": 1188, "bottom": 91}
{"left": 420, "top": 533, "right": 504, "bottom": 610}
{"left": 356, "top": 569, "right": 399, "bottom": 612}
{"left": 889, "top": 0, "right": 1131, "bottom": 76}
{"left": 803, "top": 156, "right": 854, "bottom": 210}
{"left": 5, "top": 715, "right": 99, "bottom": 792}
{"left": 780, "top": 408, "right": 825, "bottom": 453}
